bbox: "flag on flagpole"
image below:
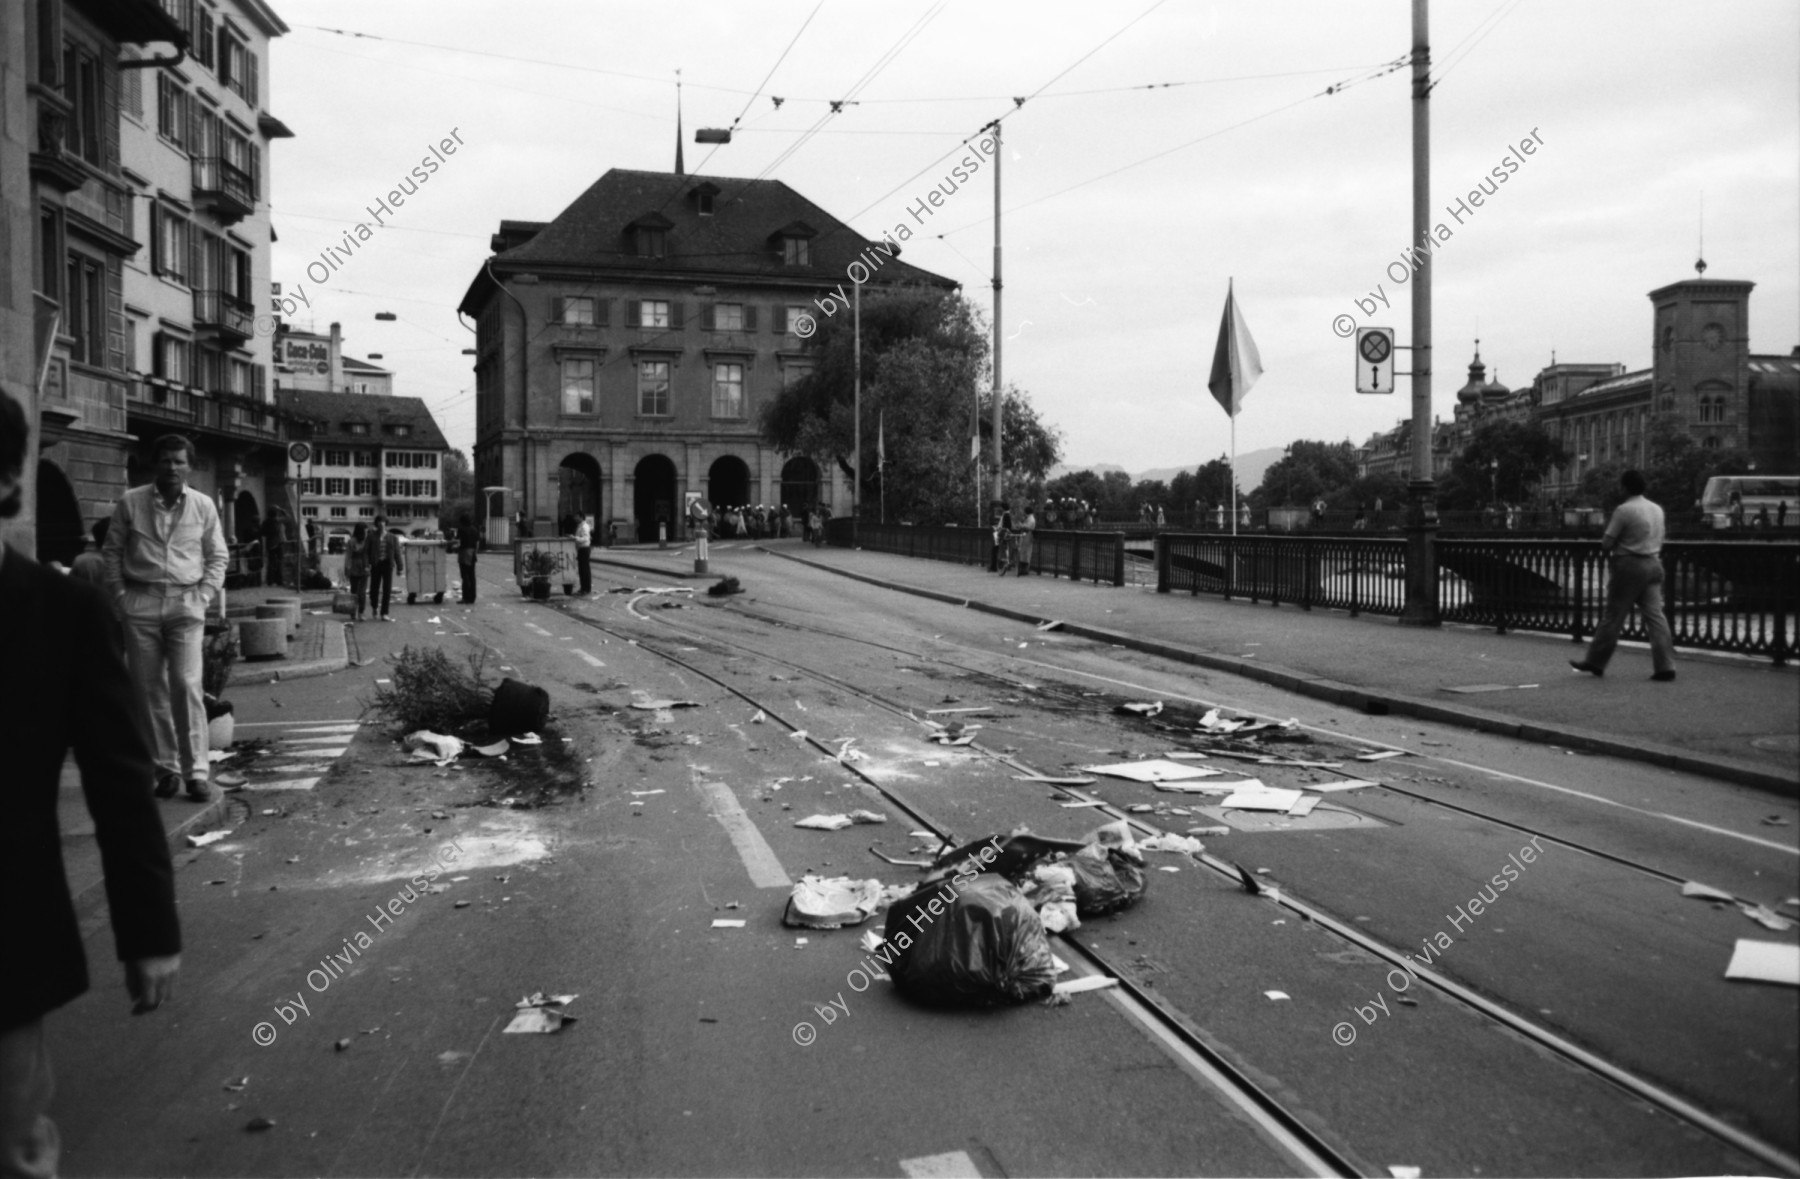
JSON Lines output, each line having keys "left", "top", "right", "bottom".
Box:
{"left": 1206, "top": 280, "right": 1263, "bottom": 418}
{"left": 878, "top": 411, "right": 886, "bottom": 470}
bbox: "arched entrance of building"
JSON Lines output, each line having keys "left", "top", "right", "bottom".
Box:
{"left": 708, "top": 455, "right": 752, "bottom": 511}
{"left": 632, "top": 454, "right": 678, "bottom": 544}
{"left": 558, "top": 453, "right": 603, "bottom": 534}
{"left": 234, "top": 490, "right": 261, "bottom": 544}
{"left": 780, "top": 456, "right": 820, "bottom": 514}
{"left": 35, "top": 459, "right": 85, "bottom": 566}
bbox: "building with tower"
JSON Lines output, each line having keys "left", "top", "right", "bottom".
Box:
{"left": 459, "top": 166, "right": 957, "bottom": 545}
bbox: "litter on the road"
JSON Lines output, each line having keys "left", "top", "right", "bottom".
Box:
{"left": 1082, "top": 759, "right": 1221, "bottom": 783}
{"left": 710, "top": 919, "right": 747, "bottom": 929}
{"left": 1036, "top": 620, "right": 1064, "bottom": 632}
{"left": 1188, "top": 826, "right": 1230, "bottom": 836}
{"left": 1015, "top": 773, "right": 1098, "bottom": 785}
{"left": 1724, "top": 940, "right": 1800, "bottom": 986}
{"left": 404, "top": 730, "right": 465, "bottom": 764}
{"left": 630, "top": 697, "right": 700, "bottom": 710}
{"left": 1114, "top": 701, "right": 1163, "bottom": 718}
{"left": 783, "top": 877, "right": 889, "bottom": 928}
{"left": 1681, "top": 881, "right": 1736, "bottom": 901}
{"left": 244, "top": 1117, "right": 276, "bottom": 1132}
{"left": 1222, "top": 786, "right": 1304, "bottom": 811}
{"left": 885, "top": 876, "right": 1058, "bottom": 1006}
{"left": 1151, "top": 779, "right": 1232, "bottom": 794}
{"left": 750, "top": 710, "right": 766, "bottom": 724}
{"left": 848, "top": 809, "right": 888, "bottom": 825}
{"left": 214, "top": 771, "right": 247, "bottom": 790}
{"left": 1059, "top": 800, "right": 1105, "bottom": 809}
{"left": 186, "top": 829, "right": 231, "bottom": 848}
{"left": 1287, "top": 796, "right": 1321, "bottom": 818}
{"left": 1164, "top": 751, "right": 1211, "bottom": 761}
{"left": 1136, "top": 833, "right": 1204, "bottom": 855}
{"left": 1052, "top": 975, "right": 1118, "bottom": 995}
{"left": 795, "top": 814, "right": 855, "bottom": 831}
{"left": 1310, "top": 780, "right": 1375, "bottom": 793}
{"left": 1264, "top": 991, "right": 1290, "bottom": 1001}
{"left": 630, "top": 789, "right": 666, "bottom": 797}
{"left": 511, "top": 732, "right": 544, "bottom": 745}
{"left": 859, "top": 930, "right": 886, "bottom": 952}
{"left": 927, "top": 706, "right": 994, "bottom": 715}
{"left": 469, "top": 739, "right": 510, "bottom": 757}
{"left": 1355, "top": 750, "right": 1409, "bottom": 761}
{"left": 1739, "top": 903, "right": 1797, "bottom": 932}
{"left": 505, "top": 993, "right": 579, "bottom": 1033}
{"left": 222, "top": 1077, "right": 248, "bottom": 1092}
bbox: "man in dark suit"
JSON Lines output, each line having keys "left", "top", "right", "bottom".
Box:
{"left": 0, "top": 393, "right": 181, "bottom": 1177}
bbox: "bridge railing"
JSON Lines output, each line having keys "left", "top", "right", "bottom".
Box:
{"left": 826, "top": 521, "right": 1125, "bottom": 585}
{"left": 1156, "top": 533, "right": 1795, "bottom": 664}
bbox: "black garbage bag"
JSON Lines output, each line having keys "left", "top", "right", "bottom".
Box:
{"left": 490, "top": 677, "right": 549, "bottom": 736}
{"left": 883, "top": 875, "right": 1058, "bottom": 1007}
{"left": 1065, "top": 847, "right": 1148, "bottom": 917}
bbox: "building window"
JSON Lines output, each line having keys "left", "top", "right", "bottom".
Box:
{"left": 321, "top": 449, "right": 347, "bottom": 466}
{"left": 562, "top": 358, "right": 596, "bottom": 414}
{"left": 560, "top": 296, "right": 595, "bottom": 325}
{"left": 712, "top": 362, "right": 744, "bottom": 418}
{"left": 325, "top": 477, "right": 349, "bottom": 496}
{"left": 783, "top": 236, "right": 810, "bottom": 266}
{"left": 1702, "top": 436, "right": 1720, "bottom": 450}
{"left": 354, "top": 449, "right": 375, "bottom": 466}
{"left": 153, "top": 207, "right": 192, "bottom": 284}
{"left": 156, "top": 72, "right": 191, "bottom": 150}
{"left": 640, "top": 300, "right": 671, "bottom": 329}
{"left": 635, "top": 226, "right": 667, "bottom": 258}
{"left": 358, "top": 506, "right": 375, "bottom": 518}
{"left": 63, "top": 254, "right": 105, "bottom": 366}
{"left": 697, "top": 189, "right": 714, "bottom": 216}
{"left": 195, "top": 8, "right": 215, "bottom": 70}
{"left": 153, "top": 333, "right": 191, "bottom": 384}
{"left": 219, "top": 31, "right": 257, "bottom": 106}
{"left": 385, "top": 478, "right": 407, "bottom": 497}
{"left": 61, "top": 44, "right": 102, "bottom": 164}
{"left": 354, "top": 478, "right": 377, "bottom": 496}
{"left": 346, "top": 422, "right": 369, "bottom": 435}
{"left": 302, "top": 478, "right": 322, "bottom": 494}
{"left": 784, "top": 305, "right": 809, "bottom": 335}
{"left": 713, "top": 303, "right": 745, "bottom": 331}
{"left": 329, "top": 507, "right": 347, "bottom": 518}
{"left": 638, "top": 360, "right": 671, "bottom": 416}
{"left": 301, "top": 506, "right": 318, "bottom": 518}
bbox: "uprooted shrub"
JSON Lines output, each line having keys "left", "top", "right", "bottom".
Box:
{"left": 363, "top": 644, "right": 495, "bottom": 734}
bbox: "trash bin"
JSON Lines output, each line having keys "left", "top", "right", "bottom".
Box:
{"left": 402, "top": 540, "right": 449, "bottom": 604}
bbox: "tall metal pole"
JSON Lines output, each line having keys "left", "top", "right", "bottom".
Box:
{"left": 990, "top": 120, "right": 1004, "bottom": 506}
{"left": 853, "top": 276, "right": 861, "bottom": 536}
{"left": 1399, "top": 0, "right": 1440, "bottom": 627}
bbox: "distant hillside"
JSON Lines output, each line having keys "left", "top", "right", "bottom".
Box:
{"left": 1048, "top": 449, "right": 1284, "bottom": 492}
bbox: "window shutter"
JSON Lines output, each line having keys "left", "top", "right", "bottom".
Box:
{"left": 249, "top": 142, "right": 262, "bottom": 201}
{"left": 198, "top": 10, "right": 214, "bottom": 68}
{"left": 247, "top": 52, "right": 259, "bottom": 108}
{"left": 700, "top": 303, "right": 714, "bottom": 331}
{"left": 217, "top": 27, "right": 230, "bottom": 85}
{"left": 102, "top": 57, "right": 119, "bottom": 169}
{"left": 189, "top": 223, "right": 203, "bottom": 289}
{"left": 744, "top": 304, "right": 757, "bottom": 331}
{"left": 594, "top": 298, "right": 609, "bottom": 327}
{"left": 625, "top": 300, "right": 640, "bottom": 329}
{"left": 105, "top": 256, "right": 124, "bottom": 372}
{"left": 772, "top": 305, "right": 786, "bottom": 334}
{"left": 550, "top": 296, "right": 563, "bottom": 324}
{"left": 149, "top": 205, "right": 162, "bottom": 276}
{"left": 156, "top": 73, "right": 169, "bottom": 138}
{"left": 670, "top": 302, "right": 684, "bottom": 329}
{"left": 152, "top": 331, "right": 166, "bottom": 378}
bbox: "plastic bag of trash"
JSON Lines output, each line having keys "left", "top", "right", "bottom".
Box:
{"left": 883, "top": 876, "right": 1058, "bottom": 1007}
{"left": 1066, "top": 846, "right": 1149, "bottom": 917}
{"left": 783, "top": 876, "right": 888, "bottom": 929}
{"left": 404, "top": 730, "right": 465, "bottom": 763}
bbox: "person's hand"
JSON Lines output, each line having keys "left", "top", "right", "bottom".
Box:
{"left": 126, "top": 954, "right": 180, "bottom": 1013}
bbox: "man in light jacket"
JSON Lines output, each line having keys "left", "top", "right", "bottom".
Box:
{"left": 102, "top": 435, "right": 227, "bottom": 801}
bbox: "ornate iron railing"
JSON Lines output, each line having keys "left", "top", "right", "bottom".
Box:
{"left": 825, "top": 521, "right": 1126, "bottom": 586}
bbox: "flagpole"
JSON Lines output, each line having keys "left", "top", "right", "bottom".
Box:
{"left": 1230, "top": 413, "right": 1238, "bottom": 536}
{"left": 853, "top": 276, "right": 861, "bottom": 543}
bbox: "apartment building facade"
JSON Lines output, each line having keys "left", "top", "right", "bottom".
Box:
{"left": 460, "top": 168, "right": 957, "bottom": 543}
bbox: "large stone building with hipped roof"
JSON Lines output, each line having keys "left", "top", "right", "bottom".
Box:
{"left": 459, "top": 167, "right": 956, "bottom": 544}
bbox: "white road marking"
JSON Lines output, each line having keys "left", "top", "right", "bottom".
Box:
{"left": 695, "top": 778, "right": 789, "bottom": 888}
{"left": 244, "top": 777, "right": 320, "bottom": 792}
{"left": 572, "top": 649, "right": 605, "bottom": 668}
{"left": 899, "top": 1153, "right": 982, "bottom": 1179}
{"left": 526, "top": 623, "right": 552, "bottom": 636}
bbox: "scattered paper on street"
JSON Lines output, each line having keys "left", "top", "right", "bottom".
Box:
{"left": 794, "top": 814, "right": 854, "bottom": 831}
{"left": 1222, "top": 787, "right": 1305, "bottom": 811}
{"left": 1082, "top": 759, "right": 1222, "bottom": 783}
{"left": 1681, "top": 881, "right": 1736, "bottom": 902}
{"left": 1355, "top": 750, "right": 1408, "bottom": 761}
{"left": 1053, "top": 975, "right": 1118, "bottom": 995}
{"left": 1723, "top": 940, "right": 1800, "bottom": 986}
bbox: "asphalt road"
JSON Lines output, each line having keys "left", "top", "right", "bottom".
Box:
{"left": 47, "top": 551, "right": 1800, "bottom": 1177}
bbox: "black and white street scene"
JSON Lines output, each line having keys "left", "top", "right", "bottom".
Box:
{"left": 4, "top": 2, "right": 1799, "bottom": 1176}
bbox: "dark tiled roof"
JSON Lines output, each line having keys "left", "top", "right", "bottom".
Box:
{"left": 489, "top": 168, "right": 957, "bottom": 288}
{"left": 276, "top": 389, "right": 450, "bottom": 450}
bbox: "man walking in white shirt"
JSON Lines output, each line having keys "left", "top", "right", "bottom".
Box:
{"left": 103, "top": 435, "right": 228, "bottom": 800}
{"left": 1571, "top": 469, "right": 1676, "bottom": 682}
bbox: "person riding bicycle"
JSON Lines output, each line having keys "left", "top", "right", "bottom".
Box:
{"left": 994, "top": 500, "right": 1018, "bottom": 574}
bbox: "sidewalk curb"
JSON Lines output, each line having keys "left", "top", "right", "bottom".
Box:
{"left": 765, "top": 547, "right": 1797, "bottom": 798}
{"left": 230, "top": 619, "right": 349, "bottom": 684}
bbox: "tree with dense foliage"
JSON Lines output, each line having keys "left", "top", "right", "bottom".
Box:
{"left": 759, "top": 287, "right": 1060, "bottom": 523}
{"left": 1436, "top": 421, "right": 1567, "bottom": 510}
{"left": 1639, "top": 414, "right": 1752, "bottom": 519}
{"left": 438, "top": 449, "right": 475, "bottom": 529}
{"left": 1251, "top": 440, "right": 1360, "bottom": 508}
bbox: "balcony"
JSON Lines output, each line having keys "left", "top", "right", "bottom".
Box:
{"left": 194, "top": 289, "right": 255, "bottom": 344}
{"left": 192, "top": 156, "right": 255, "bottom": 224}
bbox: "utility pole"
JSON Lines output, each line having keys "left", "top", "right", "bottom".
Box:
{"left": 1399, "top": 0, "right": 1440, "bottom": 627}
{"left": 990, "top": 120, "right": 1004, "bottom": 506}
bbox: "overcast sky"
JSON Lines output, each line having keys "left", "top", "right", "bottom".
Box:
{"left": 267, "top": 0, "right": 1800, "bottom": 474}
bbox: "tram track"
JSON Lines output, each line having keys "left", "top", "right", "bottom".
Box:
{"left": 529, "top": 585, "right": 1800, "bottom": 1177}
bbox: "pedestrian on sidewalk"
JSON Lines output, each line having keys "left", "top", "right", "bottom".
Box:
{"left": 370, "top": 515, "right": 404, "bottom": 620}
{"left": 573, "top": 513, "right": 592, "bottom": 595}
{"left": 1016, "top": 503, "right": 1036, "bottom": 576}
{"left": 456, "top": 514, "right": 479, "bottom": 603}
{"left": 1571, "top": 469, "right": 1676, "bottom": 681}
{"left": 0, "top": 391, "right": 183, "bottom": 1179}
{"left": 345, "top": 523, "right": 370, "bottom": 619}
{"left": 102, "top": 434, "right": 227, "bottom": 802}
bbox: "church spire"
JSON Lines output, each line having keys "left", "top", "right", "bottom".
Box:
{"left": 675, "top": 70, "right": 685, "bottom": 176}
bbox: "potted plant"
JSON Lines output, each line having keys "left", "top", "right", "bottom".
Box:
{"left": 202, "top": 624, "right": 239, "bottom": 749}
{"left": 524, "top": 549, "right": 558, "bottom": 600}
